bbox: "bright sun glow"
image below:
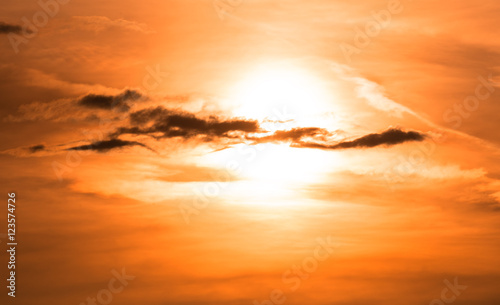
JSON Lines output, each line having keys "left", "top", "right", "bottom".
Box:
{"left": 228, "top": 65, "right": 332, "bottom": 127}
{"left": 199, "top": 143, "right": 345, "bottom": 206}
{"left": 198, "top": 64, "right": 342, "bottom": 206}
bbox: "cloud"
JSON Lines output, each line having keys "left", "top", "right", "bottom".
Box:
{"left": 113, "top": 106, "right": 261, "bottom": 139}
{"left": 78, "top": 89, "right": 145, "bottom": 111}
{"left": 128, "top": 106, "right": 171, "bottom": 125}
{"left": 6, "top": 88, "right": 145, "bottom": 122}
{"left": 66, "top": 139, "right": 152, "bottom": 153}
{"left": 294, "top": 128, "right": 425, "bottom": 150}
{"left": 9, "top": 101, "right": 425, "bottom": 156}
{"left": 0, "top": 65, "right": 115, "bottom": 100}
{"left": 0, "top": 144, "right": 53, "bottom": 157}
{"left": 0, "top": 21, "right": 23, "bottom": 34}
{"left": 28, "top": 144, "right": 45, "bottom": 153}
{"left": 111, "top": 107, "right": 424, "bottom": 151}
{"left": 249, "top": 127, "right": 424, "bottom": 150}
{"left": 252, "top": 127, "right": 332, "bottom": 143}
{"left": 330, "top": 63, "right": 417, "bottom": 118}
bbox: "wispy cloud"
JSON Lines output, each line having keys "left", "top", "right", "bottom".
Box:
{"left": 5, "top": 89, "right": 145, "bottom": 122}
{"left": 330, "top": 63, "right": 417, "bottom": 118}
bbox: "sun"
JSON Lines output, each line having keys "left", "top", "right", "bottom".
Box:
{"left": 199, "top": 142, "right": 345, "bottom": 206}
{"left": 227, "top": 64, "right": 332, "bottom": 128}
{"left": 194, "top": 63, "right": 343, "bottom": 205}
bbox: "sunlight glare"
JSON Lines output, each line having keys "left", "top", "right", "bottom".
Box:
{"left": 228, "top": 65, "right": 332, "bottom": 127}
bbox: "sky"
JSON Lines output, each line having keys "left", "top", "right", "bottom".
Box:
{"left": 1, "top": 0, "right": 500, "bottom": 304}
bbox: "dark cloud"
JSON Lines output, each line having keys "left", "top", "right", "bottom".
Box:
{"left": 129, "top": 106, "right": 170, "bottom": 125}
{"left": 67, "top": 139, "right": 151, "bottom": 152}
{"left": 36, "top": 103, "right": 424, "bottom": 155}
{"left": 112, "top": 107, "right": 424, "bottom": 151}
{"left": 28, "top": 144, "right": 45, "bottom": 153}
{"left": 113, "top": 106, "right": 260, "bottom": 139}
{"left": 294, "top": 128, "right": 425, "bottom": 150}
{"left": 78, "top": 89, "right": 144, "bottom": 111}
{"left": 0, "top": 21, "right": 23, "bottom": 34}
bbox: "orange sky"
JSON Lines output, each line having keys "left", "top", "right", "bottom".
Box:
{"left": 1, "top": 0, "right": 500, "bottom": 304}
